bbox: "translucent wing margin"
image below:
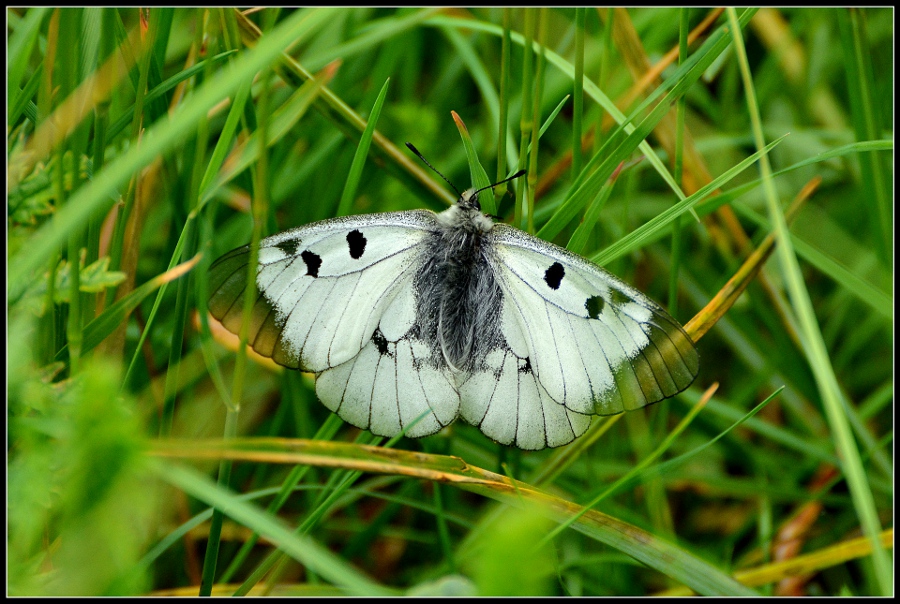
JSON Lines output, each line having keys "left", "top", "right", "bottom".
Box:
{"left": 485, "top": 224, "right": 698, "bottom": 416}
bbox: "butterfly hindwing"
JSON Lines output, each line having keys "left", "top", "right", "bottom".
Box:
{"left": 459, "top": 346, "right": 592, "bottom": 450}
{"left": 316, "top": 329, "right": 459, "bottom": 439}
{"left": 485, "top": 224, "right": 699, "bottom": 416}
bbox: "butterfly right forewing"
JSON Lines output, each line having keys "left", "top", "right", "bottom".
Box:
{"left": 208, "top": 211, "right": 438, "bottom": 373}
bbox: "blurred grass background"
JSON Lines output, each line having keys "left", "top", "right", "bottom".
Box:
{"left": 7, "top": 7, "right": 893, "bottom": 596}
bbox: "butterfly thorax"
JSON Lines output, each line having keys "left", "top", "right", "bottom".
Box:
{"left": 414, "top": 194, "right": 504, "bottom": 372}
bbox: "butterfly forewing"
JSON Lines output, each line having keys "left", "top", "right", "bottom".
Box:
{"left": 485, "top": 224, "right": 699, "bottom": 416}
{"left": 207, "top": 211, "right": 438, "bottom": 372}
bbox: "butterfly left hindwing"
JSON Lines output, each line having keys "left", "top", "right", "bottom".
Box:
{"left": 315, "top": 330, "right": 459, "bottom": 439}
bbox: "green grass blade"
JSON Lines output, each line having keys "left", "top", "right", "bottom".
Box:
{"left": 839, "top": 9, "right": 892, "bottom": 265}
{"left": 8, "top": 8, "right": 331, "bottom": 301}
{"left": 591, "top": 134, "right": 787, "bottom": 266}
{"left": 155, "top": 438, "right": 757, "bottom": 595}
{"left": 201, "top": 68, "right": 332, "bottom": 205}
{"left": 156, "top": 462, "right": 396, "bottom": 596}
{"left": 726, "top": 8, "right": 891, "bottom": 594}
{"left": 453, "top": 111, "right": 493, "bottom": 213}
{"left": 571, "top": 8, "right": 585, "bottom": 178}
{"left": 105, "top": 50, "right": 237, "bottom": 143}
{"left": 731, "top": 202, "right": 892, "bottom": 319}
{"left": 428, "top": 9, "right": 760, "bottom": 239}
{"left": 7, "top": 7, "right": 50, "bottom": 120}
{"left": 53, "top": 256, "right": 200, "bottom": 362}
{"left": 337, "top": 78, "right": 390, "bottom": 217}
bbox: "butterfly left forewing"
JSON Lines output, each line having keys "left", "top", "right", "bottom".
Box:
{"left": 485, "top": 225, "right": 698, "bottom": 416}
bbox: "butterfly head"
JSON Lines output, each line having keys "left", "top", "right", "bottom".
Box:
{"left": 437, "top": 190, "right": 494, "bottom": 233}
{"left": 404, "top": 143, "right": 526, "bottom": 234}
{"left": 458, "top": 188, "right": 482, "bottom": 211}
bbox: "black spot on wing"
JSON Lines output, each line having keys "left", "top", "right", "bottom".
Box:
{"left": 275, "top": 238, "right": 300, "bottom": 256}
{"left": 518, "top": 357, "right": 532, "bottom": 375}
{"left": 544, "top": 262, "right": 565, "bottom": 290}
{"left": 585, "top": 295, "right": 604, "bottom": 319}
{"left": 372, "top": 328, "right": 393, "bottom": 358}
{"left": 301, "top": 250, "right": 321, "bottom": 277}
{"left": 347, "top": 229, "right": 367, "bottom": 259}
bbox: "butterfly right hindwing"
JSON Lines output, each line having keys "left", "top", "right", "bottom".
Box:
{"left": 458, "top": 344, "right": 592, "bottom": 450}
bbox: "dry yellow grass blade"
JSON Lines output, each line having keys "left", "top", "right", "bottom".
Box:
{"left": 685, "top": 178, "right": 819, "bottom": 343}
{"left": 232, "top": 7, "right": 454, "bottom": 206}
{"left": 655, "top": 528, "right": 894, "bottom": 596}
{"left": 535, "top": 8, "right": 724, "bottom": 198}
{"left": 151, "top": 436, "right": 755, "bottom": 595}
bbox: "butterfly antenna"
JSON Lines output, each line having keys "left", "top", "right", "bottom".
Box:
{"left": 472, "top": 169, "right": 527, "bottom": 197}
{"left": 406, "top": 142, "right": 462, "bottom": 198}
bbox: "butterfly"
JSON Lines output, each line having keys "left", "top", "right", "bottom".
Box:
{"left": 208, "top": 146, "right": 698, "bottom": 450}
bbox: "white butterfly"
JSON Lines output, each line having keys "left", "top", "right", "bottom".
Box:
{"left": 208, "top": 155, "right": 698, "bottom": 450}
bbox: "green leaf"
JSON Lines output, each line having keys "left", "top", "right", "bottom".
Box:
{"left": 453, "top": 111, "right": 493, "bottom": 213}
{"left": 54, "top": 256, "right": 199, "bottom": 361}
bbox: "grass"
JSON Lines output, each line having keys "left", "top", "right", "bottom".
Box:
{"left": 7, "top": 7, "right": 893, "bottom": 596}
